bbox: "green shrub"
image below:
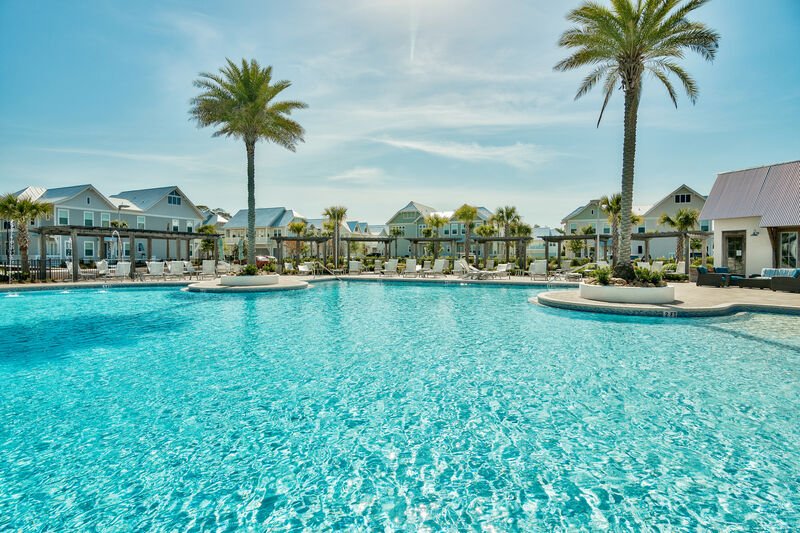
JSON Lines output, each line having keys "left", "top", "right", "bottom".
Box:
{"left": 240, "top": 264, "right": 259, "bottom": 276}
{"left": 634, "top": 266, "right": 663, "bottom": 285}
{"left": 595, "top": 266, "right": 612, "bottom": 285}
{"left": 663, "top": 273, "right": 688, "bottom": 282}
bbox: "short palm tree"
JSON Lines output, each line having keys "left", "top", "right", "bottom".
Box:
{"left": 190, "top": 58, "right": 307, "bottom": 267}
{"left": 474, "top": 223, "right": 496, "bottom": 264}
{"left": 599, "top": 194, "right": 621, "bottom": 262}
{"left": 287, "top": 220, "right": 307, "bottom": 258}
{"left": 196, "top": 224, "right": 218, "bottom": 259}
{"left": 0, "top": 194, "right": 53, "bottom": 278}
{"left": 579, "top": 224, "right": 596, "bottom": 259}
{"left": 555, "top": 0, "right": 719, "bottom": 278}
{"left": 494, "top": 206, "right": 520, "bottom": 262}
{"left": 424, "top": 213, "right": 449, "bottom": 259}
{"left": 659, "top": 207, "right": 700, "bottom": 261}
{"left": 453, "top": 204, "right": 478, "bottom": 264}
{"left": 323, "top": 206, "right": 347, "bottom": 268}
{"left": 510, "top": 222, "right": 533, "bottom": 266}
{"left": 389, "top": 226, "right": 403, "bottom": 257}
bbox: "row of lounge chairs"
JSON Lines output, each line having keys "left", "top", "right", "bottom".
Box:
{"left": 65, "top": 259, "right": 234, "bottom": 281}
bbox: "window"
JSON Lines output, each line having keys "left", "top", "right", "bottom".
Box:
{"left": 84, "top": 241, "right": 94, "bottom": 257}
{"left": 58, "top": 209, "right": 69, "bottom": 225}
{"left": 637, "top": 245, "right": 643, "bottom": 254}
{"left": 637, "top": 226, "right": 646, "bottom": 234}
{"left": 83, "top": 211, "right": 94, "bottom": 227}
{"left": 65, "top": 240, "right": 72, "bottom": 257}
{"left": 167, "top": 191, "right": 182, "bottom": 205}
{"left": 603, "top": 227, "right": 611, "bottom": 234}
{"left": 186, "top": 221, "right": 193, "bottom": 233}
{"left": 569, "top": 223, "right": 577, "bottom": 234}
{"left": 172, "top": 219, "right": 180, "bottom": 232}
{"left": 137, "top": 243, "right": 145, "bottom": 254}
{"left": 701, "top": 222, "right": 709, "bottom": 231}
{"left": 100, "top": 213, "right": 110, "bottom": 228}
{"left": 779, "top": 231, "right": 798, "bottom": 268}
{"left": 123, "top": 242, "right": 131, "bottom": 258}
{"left": 443, "top": 228, "right": 449, "bottom": 235}
{"left": 675, "top": 193, "right": 692, "bottom": 203}
{"left": 87, "top": 197, "right": 91, "bottom": 205}
{"left": 137, "top": 216, "right": 145, "bottom": 229}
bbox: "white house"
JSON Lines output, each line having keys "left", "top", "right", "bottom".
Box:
{"left": 222, "top": 207, "right": 305, "bottom": 258}
{"left": 700, "top": 160, "right": 800, "bottom": 276}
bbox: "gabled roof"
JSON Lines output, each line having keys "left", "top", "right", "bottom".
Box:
{"left": 387, "top": 201, "right": 437, "bottom": 224}
{"left": 37, "top": 184, "right": 119, "bottom": 210}
{"left": 700, "top": 160, "right": 800, "bottom": 226}
{"left": 111, "top": 186, "right": 204, "bottom": 218}
{"left": 561, "top": 201, "right": 594, "bottom": 224}
{"left": 12, "top": 186, "right": 47, "bottom": 201}
{"left": 224, "top": 207, "right": 305, "bottom": 229}
{"left": 368, "top": 224, "right": 387, "bottom": 236}
{"left": 641, "top": 184, "right": 706, "bottom": 218}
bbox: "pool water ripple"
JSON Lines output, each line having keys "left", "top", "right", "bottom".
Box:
{"left": 1, "top": 283, "right": 799, "bottom": 530}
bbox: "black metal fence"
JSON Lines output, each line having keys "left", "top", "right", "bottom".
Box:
{"left": 1, "top": 258, "right": 75, "bottom": 283}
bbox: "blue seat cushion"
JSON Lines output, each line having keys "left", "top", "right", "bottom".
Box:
{"left": 697, "top": 266, "right": 708, "bottom": 274}
{"left": 761, "top": 268, "right": 800, "bottom": 278}
{"left": 714, "top": 267, "right": 729, "bottom": 274}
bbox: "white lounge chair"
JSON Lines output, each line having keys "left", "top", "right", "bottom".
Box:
{"left": 297, "top": 262, "right": 313, "bottom": 275}
{"left": 110, "top": 261, "right": 131, "bottom": 281}
{"left": 422, "top": 258, "right": 445, "bottom": 277}
{"left": 372, "top": 260, "right": 383, "bottom": 274}
{"left": 636, "top": 261, "right": 650, "bottom": 270}
{"left": 458, "top": 259, "right": 489, "bottom": 280}
{"left": 144, "top": 261, "right": 165, "bottom": 279}
{"left": 66, "top": 261, "right": 94, "bottom": 281}
{"left": 491, "top": 263, "right": 510, "bottom": 279}
{"left": 216, "top": 261, "right": 231, "bottom": 275}
{"left": 485, "top": 259, "right": 495, "bottom": 270}
{"left": 596, "top": 260, "right": 609, "bottom": 269}
{"left": 382, "top": 259, "right": 398, "bottom": 276}
{"left": 184, "top": 261, "right": 198, "bottom": 279}
{"left": 651, "top": 260, "right": 664, "bottom": 272}
{"left": 283, "top": 262, "right": 294, "bottom": 274}
{"left": 95, "top": 260, "right": 109, "bottom": 278}
{"left": 403, "top": 259, "right": 417, "bottom": 277}
{"left": 453, "top": 260, "right": 465, "bottom": 275}
{"left": 421, "top": 260, "right": 432, "bottom": 273}
{"left": 201, "top": 260, "right": 217, "bottom": 279}
{"left": 528, "top": 260, "right": 548, "bottom": 280}
{"left": 348, "top": 260, "right": 363, "bottom": 275}
{"left": 167, "top": 261, "right": 186, "bottom": 279}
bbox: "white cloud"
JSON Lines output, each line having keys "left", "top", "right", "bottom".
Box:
{"left": 373, "top": 138, "right": 556, "bottom": 168}
{"left": 327, "top": 166, "right": 388, "bottom": 184}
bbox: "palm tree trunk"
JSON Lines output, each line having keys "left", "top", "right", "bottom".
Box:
{"left": 18, "top": 224, "right": 30, "bottom": 277}
{"left": 245, "top": 140, "right": 257, "bottom": 266}
{"left": 676, "top": 234, "right": 684, "bottom": 263}
{"left": 504, "top": 224, "right": 510, "bottom": 263}
{"left": 465, "top": 228, "right": 471, "bottom": 264}
{"left": 615, "top": 88, "right": 640, "bottom": 278}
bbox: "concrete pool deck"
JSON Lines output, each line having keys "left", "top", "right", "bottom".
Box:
{"left": 536, "top": 283, "right": 800, "bottom": 317}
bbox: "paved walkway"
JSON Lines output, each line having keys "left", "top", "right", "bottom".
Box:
{"left": 536, "top": 283, "right": 800, "bottom": 317}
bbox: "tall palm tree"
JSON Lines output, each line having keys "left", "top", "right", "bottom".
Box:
{"left": 323, "top": 206, "right": 347, "bottom": 268}
{"left": 453, "top": 204, "right": 478, "bottom": 264}
{"left": 190, "top": 58, "right": 307, "bottom": 266}
{"left": 424, "top": 213, "right": 449, "bottom": 259}
{"left": 0, "top": 194, "right": 53, "bottom": 279}
{"left": 555, "top": 0, "right": 719, "bottom": 278}
{"left": 494, "top": 206, "right": 520, "bottom": 263}
{"left": 658, "top": 207, "right": 700, "bottom": 261}
{"left": 287, "top": 220, "right": 307, "bottom": 258}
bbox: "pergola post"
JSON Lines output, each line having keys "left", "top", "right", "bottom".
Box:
{"left": 70, "top": 229, "right": 79, "bottom": 281}
{"left": 544, "top": 238, "right": 550, "bottom": 266}
{"left": 166, "top": 239, "right": 170, "bottom": 260}
{"left": 128, "top": 234, "right": 136, "bottom": 279}
{"left": 684, "top": 233, "right": 691, "bottom": 274}
{"left": 213, "top": 238, "right": 219, "bottom": 269}
{"left": 185, "top": 239, "right": 190, "bottom": 262}
{"left": 277, "top": 239, "right": 283, "bottom": 273}
{"left": 557, "top": 240, "right": 562, "bottom": 269}
{"left": 701, "top": 235, "right": 707, "bottom": 266}
{"left": 39, "top": 232, "right": 47, "bottom": 281}
{"left": 146, "top": 237, "right": 152, "bottom": 261}
{"left": 644, "top": 239, "right": 650, "bottom": 261}
{"left": 603, "top": 239, "right": 609, "bottom": 261}
{"left": 346, "top": 241, "right": 351, "bottom": 266}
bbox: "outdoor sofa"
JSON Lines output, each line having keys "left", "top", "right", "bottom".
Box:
{"left": 696, "top": 266, "right": 743, "bottom": 288}
{"left": 732, "top": 268, "right": 800, "bottom": 292}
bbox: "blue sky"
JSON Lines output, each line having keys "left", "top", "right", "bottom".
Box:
{"left": 1, "top": 0, "right": 798, "bottom": 226}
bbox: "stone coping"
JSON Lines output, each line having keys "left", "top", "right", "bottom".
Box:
{"left": 536, "top": 285, "right": 800, "bottom": 317}
{"left": 0, "top": 280, "right": 192, "bottom": 292}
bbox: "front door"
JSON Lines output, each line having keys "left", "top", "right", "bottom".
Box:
{"left": 723, "top": 232, "right": 746, "bottom": 275}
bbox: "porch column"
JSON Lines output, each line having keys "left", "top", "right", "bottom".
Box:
{"left": 39, "top": 232, "right": 47, "bottom": 280}
{"left": 129, "top": 234, "right": 136, "bottom": 279}
{"left": 71, "top": 230, "right": 79, "bottom": 281}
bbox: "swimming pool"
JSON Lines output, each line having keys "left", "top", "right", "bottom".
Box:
{"left": 1, "top": 283, "right": 799, "bottom": 530}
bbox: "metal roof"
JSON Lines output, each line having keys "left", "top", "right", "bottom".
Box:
{"left": 111, "top": 186, "right": 179, "bottom": 211}
{"left": 700, "top": 160, "right": 800, "bottom": 226}
{"left": 225, "top": 207, "right": 305, "bottom": 229}
{"left": 37, "top": 184, "right": 94, "bottom": 204}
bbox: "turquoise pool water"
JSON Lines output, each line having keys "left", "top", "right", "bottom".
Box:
{"left": 1, "top": 283, "right": 799, "bottom": 530}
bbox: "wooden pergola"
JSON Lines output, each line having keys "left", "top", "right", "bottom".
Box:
{"left": 405, "top": 237, "right": 459, "bottom": 259}
{"left": 540, "top": 230, "right": 713, "bottom": 274}
{"left": 341, "top": 235, "right": 396, "bottom": 264}
{"left": 472, "top": 236, "right": 534, "bottom": 266}
{"left": 272, "top": 235, "right": 332, "bottom": 272}
{"left": 36, "top": 225, "right": 221, "bottom": 281}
